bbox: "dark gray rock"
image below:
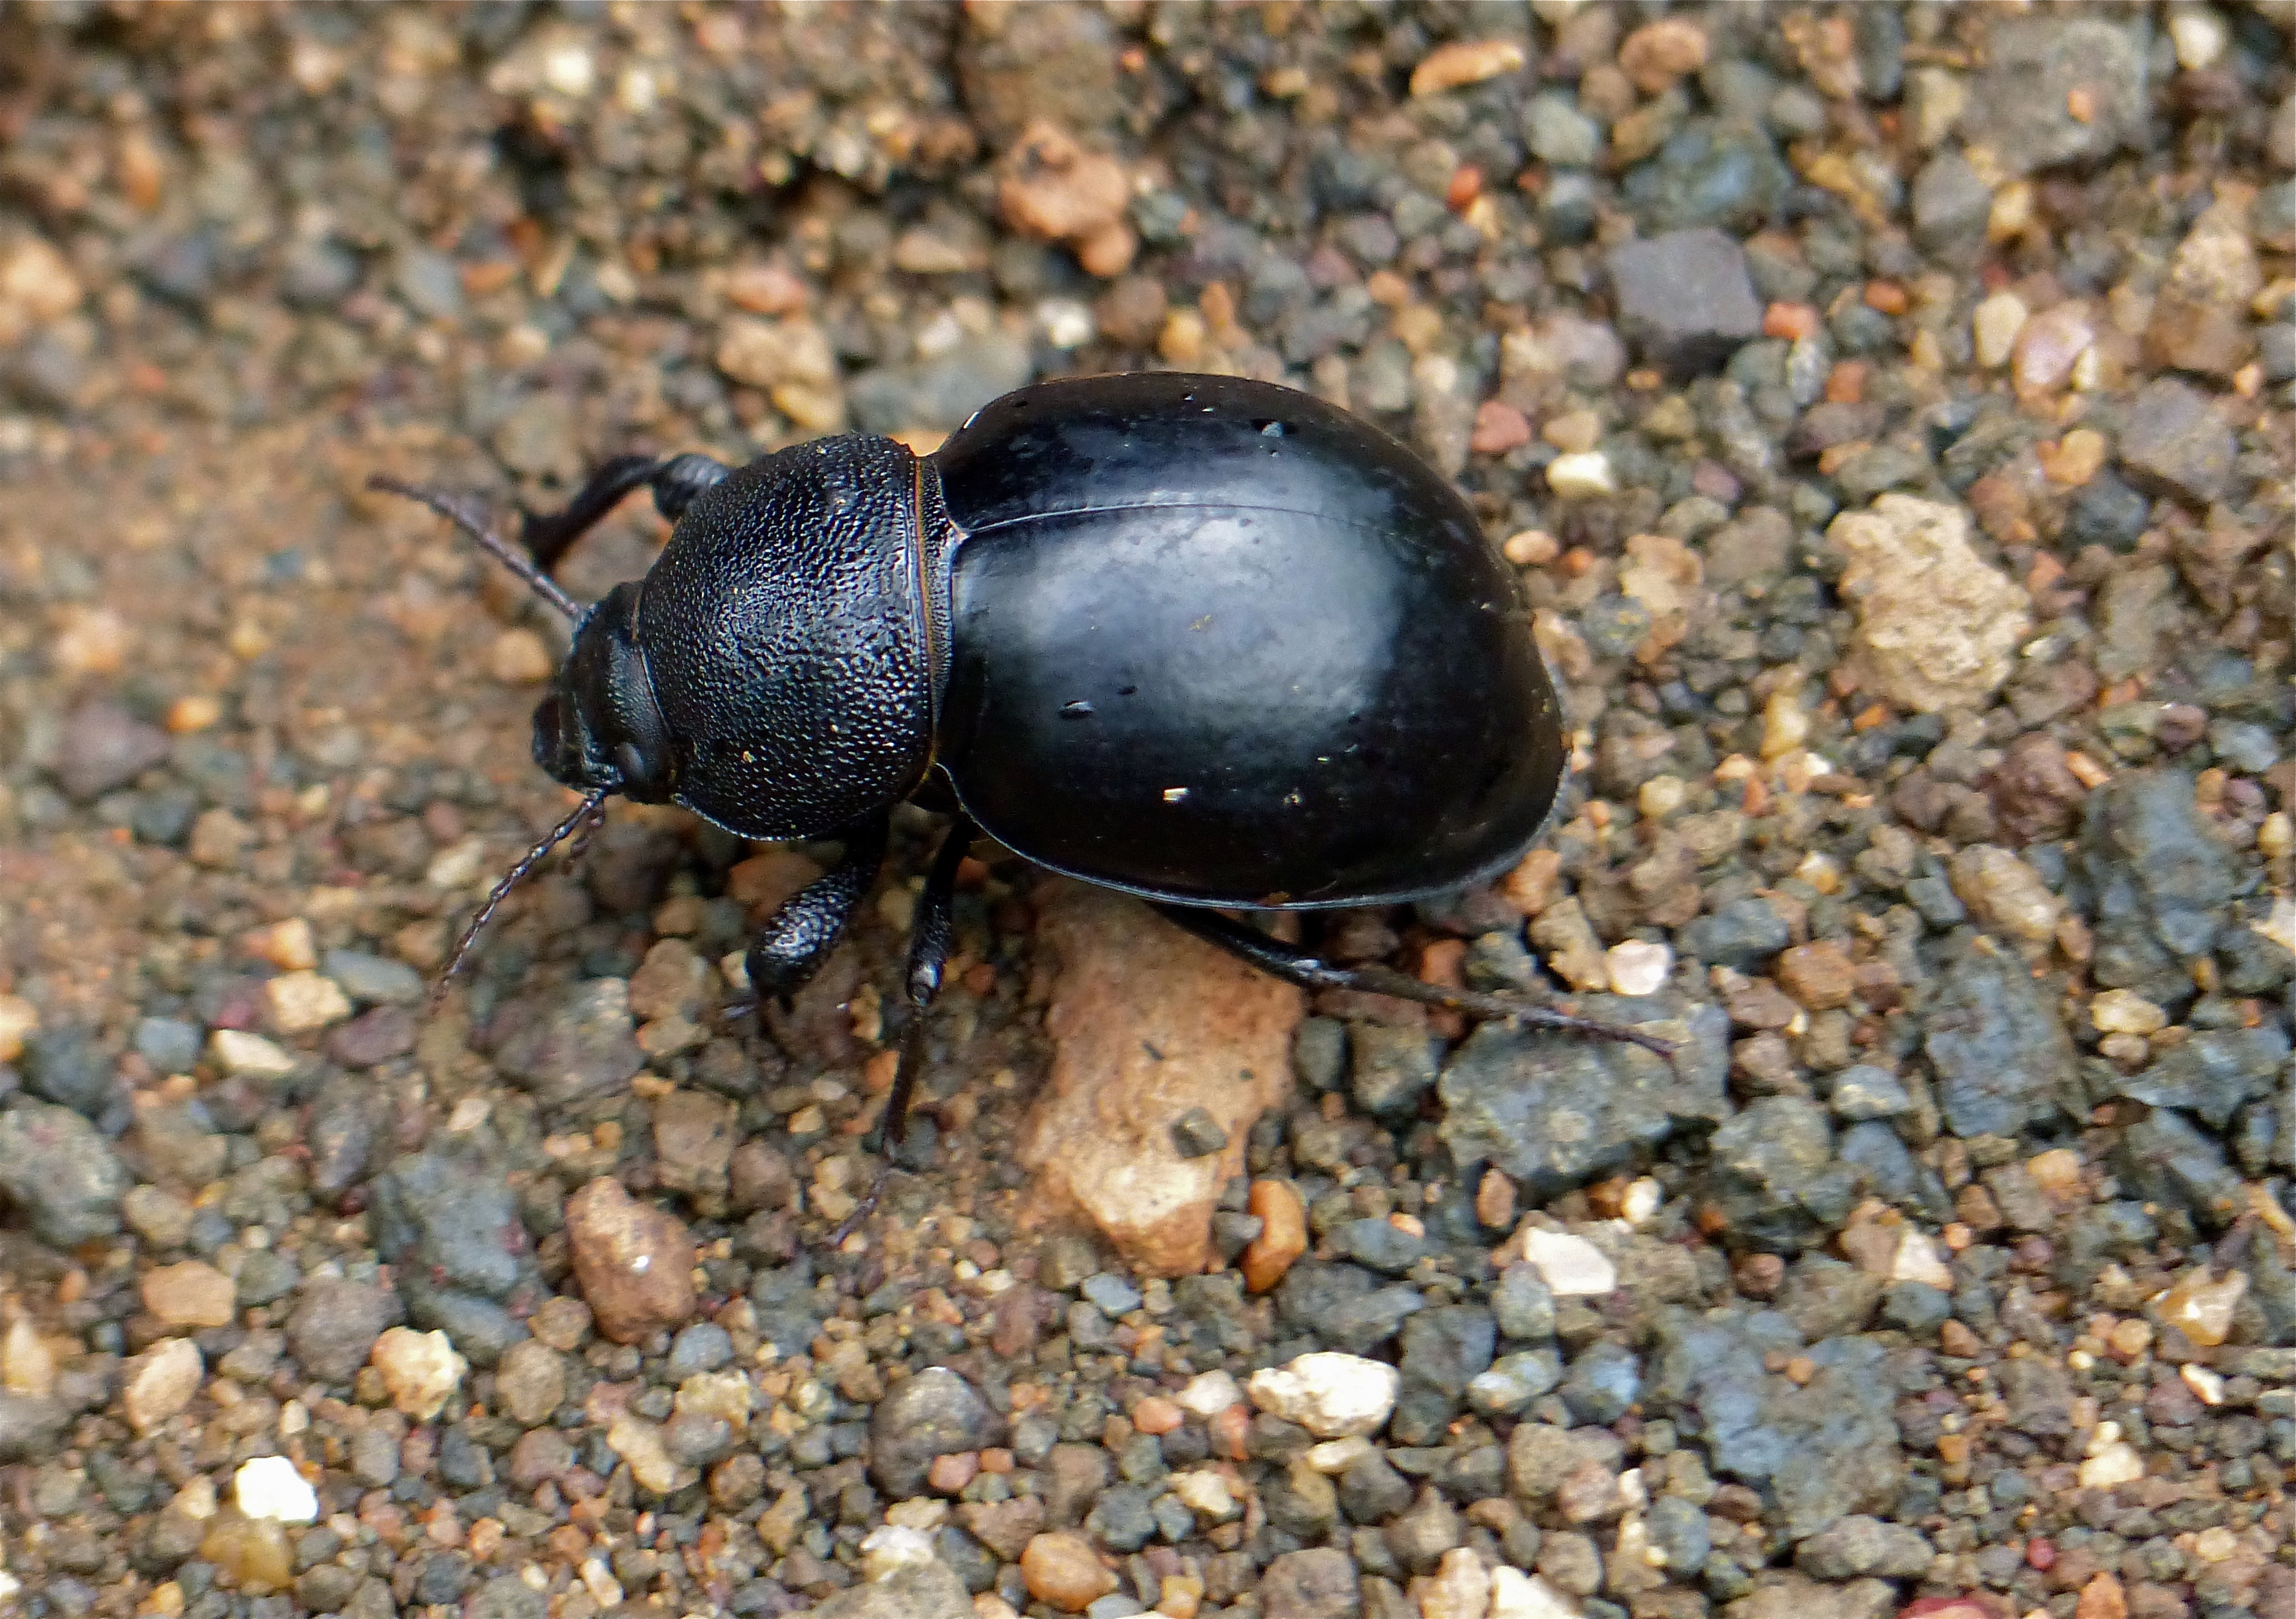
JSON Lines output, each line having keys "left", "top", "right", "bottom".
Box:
{"left": 1493, "top": 1263, "right": 1557, "bottom": 1341}
{"left": 1776, "top": 1255, "right": 1884, "bottom": 1341}
{"left": 1620, "top": 119, "right": 1790, "bottom": 235}
{"left": 1293, "top": 1017, "right": 1346, "bottom": 1091}
{"left": 2119, "top": 1026, "right": 2288, "bottom": 1130}
{"left": 368, "top": 1146, "right": 540, "bottom": 1363}
{"left": 1170, "top": 1105, "right": 1228, "bottom": 1158}
{"left": 54, "top": 701, "right": 171, "bottom": 803}
{"left": 2115, "top": 1108, "right": 2244, "bottom": 1229}
{"left": 133, "top": 1017, "right": 203, "bottom": 1075}
{"left": 0, "top": 1102, "right": 130, "bottom": 1245}
{"left": 1340, "top": 1451, "right": 1415, "bottom": 1524}
{"left": 1701, "top": 1097, "right": 1855, "bottom": 1253}
{"left": 1682, "top": 899, "right": 1792, "bottom": 971}
{"left": 1795, "top": 1515, "right": 1935, "bottom": 1580}
{"left": 1085, "top": 1481, "right": 1158, "bottom": 1552}
{"left": 1923, "top": 940, "right": 2078, "bottom": 1139}
{"left": 1967, "top": 15, "right": 2150, "bottom": 176}
{"left": 1909, "top": 152, "right": 1989, "bottom": 259}
{"left": 1335, "top": 1218, "right": 1425, "bottom": 1277}
{"left": 2119, "top": 379, "right": 2236, "bottom": 505}
{"left": 1350, "top": 1021, "right": 1439, "bottom": 1120}
{"left": 1276, "top": 1261, "right": 1423, "bottom": 1354}
{"left": 286, "top": 1276, "right": 402, "bottom": 1382}
{"left": 21, "top": 1028, "right": 115, "bottom": 1116}
{"left": 1439, "top": 1000, "right": 1727, "bottom": 1197}
{"left": 1647, "top": 1494, "right": 1712, "bottom": 1576}
{"left": 0, "top": 1394, "right": 71, "bottom": 1463}
{"left": 1607, "top": 228, "right": 1765, "bottom": 378}
{"left": 1646, "top": 1308, "right": 1902, "bottom": 1541}
{"left": 1827, "top": 1065, "right": 1910, "bottom": 1122}
{"left": 1399, "top": 1306, "right": 1496, "bottom": 1400}
{"left": 2081, "top": 769, "right": 2241, "bottom": 1004}
{"left": 869, "top": 1367, "right": 1004, "bottom": 1497}
{"left": 1560, "top": 1340, "right": 1642, "bottom": 1424}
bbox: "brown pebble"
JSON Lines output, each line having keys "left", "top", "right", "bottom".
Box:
{"left": 1241, "top": 1179, "right": 1307, "bottom": 1293}
{"left": 1476, "top": 1168, "right": 1517, "bottom": 1232}
{"left": 1131, "top": 1395, "right": 1183, "bottom": 1436}
{"left": 528, "top": 1295, "right": 593, "bottom": 1351}
{"left": 1021, "top": 1531, "right": 1118, "bottom": 1611}
{"left": 997, "top": 121, "right": 1129, "bottom": 246}
{"left": 927, "top": 1450, "right": 980, "bottom": 1494}
{"left": 564, "top": 1177, "right": 698, "bottom": 1344}
{"left": 1775, "top": 941, "right": 1856, "bottom": 1011}
{"left": 1940, "top": 1319, "right": 1983, "bottom": 1358}
{"left": 2079, "top": 1572, "right": 2129, "bottom": 1619}
{"left": 1733, "top": 1252, "right": 1784, "bottom": 1299}
{"left": 1617, "top": 17, "right": 1709, "bottom": 93}
{"left": 1408, "top": 38, "right": 1527, "bottom": 97}
{"left": 200, "top": 1510, "right": 292, "bottom": 1593}
{"left": 1471, "top": 399, "right": 1532, "bottom": 456}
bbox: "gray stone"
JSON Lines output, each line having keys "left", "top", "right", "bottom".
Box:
{"left": 54, "top": 701, "right": 171, "bottom": 803}
{"left": 1259, "top": 1546, "right": 1359, "bottom": 1619}
{"left": 1560, "top": 1340, "right": 1642, "bottom": 1424}
{"left": 1681, "top": 898, "right": 1792, "bottom": 971}
{"left": 1607, "top": 228, "right": 1764, "bottom": 378}
{"left": 1648, "top": 1494, "right": 1712, "bottom": 1576}
{"left": 2119, "top": 1026, "right": 2289, "bottom": 1131}
{"left": 1170, "top": 1106, "right": 1228, "bottom": 1158}
{"left": 1524, "top": 93, "right": 1602, "bottom": 167}
{"left": 1620, "top": 119, "right": 1790, "bottom": 235}
{"left": 870, "top": 1367, "right": 1004, "bottom": 1497}
{"left": 809, "top": 1562, "right": 971, "bottom": 1619}
{"left": 368, "top": 1146, "right": 540, "bottom": 1364}
{"left": 1493, "top": 1264, "right": 1558, "bottom": 1340}
{"left": 1827, "top": 1065, "right": 1910, "bottom": 1121}
{"left": 1335, "top": 1218, "right": 1425, "bottom": 1277}
{"left": 1439, "top": 1000, "right": 1727, "bottom": 1197}
{"left": 1646, "top": 1309, "right": 1902, "bottom": 1541}
{"left": 1293, "top": 1017, "right": 1346, "bottom": 1091}
{"left": 1776, "top": 1255, "right": 1884, "bottom": 1341}
{"left": 21, "top": 1028, "right": 115, "bottom": 1116}
{"left": 2119, "top": 379, "right": 2236, "bottom": 505}
{"left": 322, "top": 949, "right": 425, "bottom": 1006}
{"left": 1967, "top": 15, "right": 2150, "bottom": 176}
{"left": 1701, "top": 1097, "right": 1851, "bottom": 1253}
{"left": 1350, "top": 1021, "right": 1439, "bottom": 1120}
{"left": 1923, "top": 941, "right": 2078, "bottom": 1139}
{"left": 0, "top": 1394, "right": 71, "bottom": 1463}
{"left": 490, "top": 980, "right": 645, "bottom": 1107}
{"left": 2115, "top": 1108, "right": 2243, "bottom": 1229}
{"left": 1795, "top": 1515, "right": 1934, "bottom": 1580}
{"left": 2081, "top": 770, "right": 2240, "bottom": 1004}
{"left": 0, "top": 1102, "right": 130, "bottom": 1246}
{"left": 848, "top": 331, "right": 1032, "bottom": 435}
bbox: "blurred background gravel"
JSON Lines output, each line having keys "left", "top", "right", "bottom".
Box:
{"left": 0, "top": 5, "right": 2288, "bottom": 1619}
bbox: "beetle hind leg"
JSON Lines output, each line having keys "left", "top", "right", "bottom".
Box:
{"left": 722, "top": 813, "right": 890, "bottom": 1024}
{"left": 830, "top": 814, "right": 976, "bottom": 1244}
{"left": 1149, "top": 903, "right": 1679, "bottom": 1061}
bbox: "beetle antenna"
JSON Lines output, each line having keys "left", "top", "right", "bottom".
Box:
{"left": 432, "top": 788, "right": 611, "bottom": 1006}
{"left": 367, "top": 475, "right": 584, "bottom": 622}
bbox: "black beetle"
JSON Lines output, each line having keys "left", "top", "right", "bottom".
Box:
{"left": 377, "top": 372, "right": 1668, "bottom": 1228}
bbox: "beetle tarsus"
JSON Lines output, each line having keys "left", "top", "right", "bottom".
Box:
{"left": 829, "top": 815, "right": 975, "bottom": 1246}
{"left": 1148, "top": 902, "right": 1679, "bottom": 1061}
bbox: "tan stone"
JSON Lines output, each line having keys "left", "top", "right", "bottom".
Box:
{"left": 1020, "top": 884, "right": 1300, "bottom": 1277}
{"left": 142, "top": 1262, "right": 237, "bottom": 1328}
{"left": 1021, "top": 1531, "right": 1118, "bottom": 1611}
{"left": 123, "top": 1338, "right": 204, "bottom": 1431}
{"left": 997, "top": 123, "right": 1128, "bottom": 246}
{"left": 1829, "top": 495, "right": 2031, "bottom": 713}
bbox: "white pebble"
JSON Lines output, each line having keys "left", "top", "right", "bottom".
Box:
{"left": 1972, "top": 291, "right": 2028, "bottom": 369}
{"left": 2168, "top": 8, "right": 2227, "bottom": 70}
{"left": 265, "top": 971, "right": 352, "bottom": 1034}
{"left": 1037, "top": 298, "right": 1095, "bottom": 350}
{"left": 1175, "top": 1368, "right": 1242, "bottom": 1417}
{"left": 370, "top": 1326, "right": 466, "bottom": 1421}
{"left": 1170, "top": 1468, "right": 1238, "bottom": 1520}
{"left": 1545, "top": 451, "right": 1617, "bottom": 499}
{"left": 2179, "top": 1362, "right": 2225, "bottom": 1406}
{"left": 209, "top": 1028, "right": 297, "bottom": 1080}
{"left": 1619, "top": 1178, "right": 1662, "bottom": 1226}
{"left": 1604, "top": 940, "right": 1672, "bottom": 997}
{"left": 1303, "top": 1436, "right": 1377, "bottom": 1474}
{"left": 1889, "top": 1228, "right": 1954, "bottom": 1289}
{"left": 1248, "top": 1351, "right": 1400, "bottom": 1438}
{"left": 235, "top": 1456, "right": 319, "bottom": 1523}
{"left": 1521, "top": 1229, "right": 1617, "bottom": 1297}
{"left": 2078, "top": 1439, "right": 2144, "bottom": 1489}
{"left": 856, "top": 1524, "right": 937, "bottom": 1581}
{"left": 1492, "top": 1569, "right": 1583, "bottom": 1619}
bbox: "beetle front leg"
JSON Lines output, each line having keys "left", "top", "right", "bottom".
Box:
{"left": 727, "top": 812, "right": 890, "bottom": 1017}
{"left": 1148, "top": 903, "right": 1679, "bottom": 1061}
{"left": 831, "top": 814, "right": 975, "bottom": 1244}
{"left": 521, "top": 451, "right": 731, "bottom": 571}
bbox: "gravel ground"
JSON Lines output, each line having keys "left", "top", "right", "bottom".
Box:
{"left": 0, "top": 5, "right": 2291, "bottom": 1619}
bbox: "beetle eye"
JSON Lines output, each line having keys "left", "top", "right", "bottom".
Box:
{"left": 613, "top": 742, "right": 651, "bottom": 786}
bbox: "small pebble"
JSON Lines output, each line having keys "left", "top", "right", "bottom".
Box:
{"left": 233, "top": 1456, "right": 319, "bottom": 1524}
{"left": 1021, "top": 1530, "right": 1118, "bottom": 1611}
{"left": 1519, "top": 1229, "right": 1617, "bottom": 1297}
{"left": 1247, "top": 1351, "right": 1400, "bottom": 1438}
{"left": 370, "top": 1327, "right": 465, "bottom": 1421}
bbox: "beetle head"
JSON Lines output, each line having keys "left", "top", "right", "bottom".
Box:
{"left": 536, "top": 581, "right": 679, "bottom": 803}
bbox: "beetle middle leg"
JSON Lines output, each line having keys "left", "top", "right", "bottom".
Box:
{"left": 520, "top": 451, "right": 731, "bottom": 571}
{"left": 831, "top": 814, "right": 976, "bottom": 1244}
{"left": 1149, "top": 903, "right": 1679, "bottom": 1060}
